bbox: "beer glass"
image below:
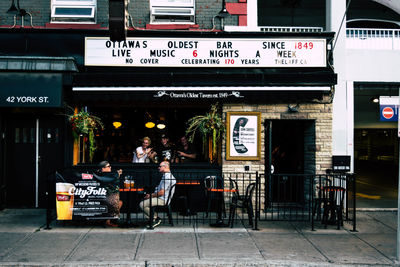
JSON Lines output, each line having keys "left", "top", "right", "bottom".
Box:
{"left": 56, "top": 183, "right": 75, "bottom": 220}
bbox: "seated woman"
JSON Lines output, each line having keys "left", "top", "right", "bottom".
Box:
{"left": 97, "top": 160, "right": 123, "bottom": 227}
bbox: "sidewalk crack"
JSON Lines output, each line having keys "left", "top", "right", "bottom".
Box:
{"left": 193, "top": 220, "right": 202, "bottom": 260}
{"left": 292, "top": 222, "right": 334, "bottom": 264}
{"left": 62, "top": 228, "right": 92, "bottom": 262}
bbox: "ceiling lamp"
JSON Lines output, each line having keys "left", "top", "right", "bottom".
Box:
{"left": 157, "top": 122, "right": 166, "bottom": 129}
{"left": 144, "top": 111, "right": 155, "bottom": 128}
{"left": 113, "top": 121, "right": 122, "bottom": 129}
{"left": 145, "top": 121, "right": 155, "bottom": 128}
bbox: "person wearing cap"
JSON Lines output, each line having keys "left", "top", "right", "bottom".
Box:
{"left": 153, "top": 134, "right": 176, "bottom": 163}
{"left": 97, "top": 161, "right": 123, "bottom": 227}
{"left": 132, "top": 137, "right": 154, "bottom": 163}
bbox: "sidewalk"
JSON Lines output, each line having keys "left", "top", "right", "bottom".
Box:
{"left": 0, "top": 209, "right": 397, "bottom": 266}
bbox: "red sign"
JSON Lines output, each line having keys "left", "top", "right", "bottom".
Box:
{"left": 81, "top": 173, "right": 93, "bottom": 180}
{"left": 382, "top": 107, "right": 394, "bottom": 119}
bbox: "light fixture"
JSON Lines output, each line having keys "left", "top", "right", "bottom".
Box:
{"left": 218, "top": 0, "right": 230, "bottom": 18}
{"left": 113, "top": 121, "right": 122, "bottom": 129}
{"left": 218, "top": 0, "right": 230, "bottom": 29}
{"left": 371, "top": 97, "right": 379, "bottom": 103}
{"left": 157, "top": 122, "right": 166, "bottom": 130}
{"left": 156, "top": 115, "right": 166, "bottom": 130}
{"left": 7, "top": 0, "right": 19, "bottom": 14}
{"left": 145, "top": 121, "right": 155, "bottom": 128}
{"left": 144, "top": 111, "right": 155, "bottom": 129}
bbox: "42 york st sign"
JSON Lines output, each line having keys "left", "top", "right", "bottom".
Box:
{"left": 85, "top": 37, "right": 327, "bottom": 68}
{"left": 5, "top": 96, "right": 50, "bottom": 104}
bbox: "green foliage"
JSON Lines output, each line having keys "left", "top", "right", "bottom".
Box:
{"left": 67, "top": 107, "right": 104, "bottom": 162}
{"left": 185, "top": 103, "right": 225, "bottom": 158}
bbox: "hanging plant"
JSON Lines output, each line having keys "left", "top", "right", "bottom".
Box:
{"left": 185, "top": 103, "right": 225, "bottom": 162}
{"left": 67, "top": 107, "right": 104, "bottom": 162}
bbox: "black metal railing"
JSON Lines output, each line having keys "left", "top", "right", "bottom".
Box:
{"left": 46, "top": 168, "right": 356, "bottom": 231}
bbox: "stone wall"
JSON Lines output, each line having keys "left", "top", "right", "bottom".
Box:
{"left": 222, "top": 98, "right": 333, "bottom": 176}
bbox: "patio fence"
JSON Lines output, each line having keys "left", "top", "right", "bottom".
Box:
{"left": 46, "top": 169, "right": 356, "bottom": 231}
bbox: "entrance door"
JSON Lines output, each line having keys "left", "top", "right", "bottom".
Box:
{"left": 265, "top": 120, "right": 315, "bottom": 205}
{"left": 5, "top": 115, "right": 65, "bottom": 208}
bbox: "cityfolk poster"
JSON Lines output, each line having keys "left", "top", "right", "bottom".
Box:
{"left": 55, "top": 171, "right": 120, "bottom": 220}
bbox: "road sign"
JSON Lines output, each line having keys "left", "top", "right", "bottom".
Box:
{"left": 382, "top": 106, "right": 394, "bottom": 119}
{"left": 380, "top": 105, "right": 398, "bottom": 122}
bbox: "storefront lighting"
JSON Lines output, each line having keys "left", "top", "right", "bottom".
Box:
{"left": 145, "top": 121, "right": 155, "bottom": 128}
{"left": 7, "top": 0, "right": 19, "bottom": 14}
{"left": 113, "top": 121, "right": 122, "bottom": 129}
{"left": 157, "top": 123, "right": 166, "bottom": 129}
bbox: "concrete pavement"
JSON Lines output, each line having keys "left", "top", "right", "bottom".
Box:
{"left": 0, "top": 209, "right": 398, "bottom": 266}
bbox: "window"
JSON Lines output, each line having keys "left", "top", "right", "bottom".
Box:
{"left": 51, "top": 0, "right": 96, "bottom": 23}
{"left": 150, "top": 0, "right": 195, "bottom": 24}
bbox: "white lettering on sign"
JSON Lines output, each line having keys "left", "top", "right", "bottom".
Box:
{"left": 85, "top": 37, "right": 327, "bottom": 68}
{"left": 6, "top": 96, "right": 49, "bottom": 103}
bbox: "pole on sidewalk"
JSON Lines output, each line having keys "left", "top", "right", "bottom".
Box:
{"left": 397, "top": 87, "right": 400, "bottom": 262}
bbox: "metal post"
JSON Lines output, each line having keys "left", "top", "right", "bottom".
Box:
{"left": 44, "top": 172, "right": 52, "bottom": 230}
{"left": 35, "top": 118, "right": 39, "bottom": 208}
{"left": 397, "top": 86, "right": 400, "bottom": 261}
{"left": 352, "top": 173, "right": 356, "bottom": 232}
{"left": 253, "top": 172, "right": 259, "bottom": 230}
{"left": 148, "top": 169, "right": 154, "bottom": 229}
{"left": 311, "top": 175, "right": 315, "bottom": 231}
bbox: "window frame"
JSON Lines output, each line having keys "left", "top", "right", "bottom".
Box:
{"left": 150, "top": 0, "right": 194, "bottom": 8}
{"left": 50, "top": 0, "right": 97, "bottom": 23}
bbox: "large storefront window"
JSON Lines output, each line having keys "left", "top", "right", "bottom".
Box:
{"left": 73, "top": 105, "right": 217, "bottom": 164}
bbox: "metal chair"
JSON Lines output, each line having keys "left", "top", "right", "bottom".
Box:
{"left": 228, "top": 181, "right": 256, "bottom": 228}
{"left": 204, "top": 176, "right": 226, "bottom": 218}
{"left": 151, "top": 183, "right": 176, "bottom": 226}
{"left": 321, "top": 186, "right": 346, "bottom": 230}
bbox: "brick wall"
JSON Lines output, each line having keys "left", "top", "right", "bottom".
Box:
{"left": 222, "top": 98, "right": 333, "bottom": 176}
{"left": 0, "top": 0, "right": 240, "bottom": 29}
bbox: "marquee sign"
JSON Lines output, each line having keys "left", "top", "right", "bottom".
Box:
{"left": 85, "top": 37, "right": 327, "bottom": 68}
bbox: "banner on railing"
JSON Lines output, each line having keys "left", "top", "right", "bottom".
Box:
{"left": 55, "top": 172, "right": 120, "bottom": 220}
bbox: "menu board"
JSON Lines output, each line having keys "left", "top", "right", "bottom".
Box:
{"left": 55, "top": 172, "right": 120, "bottom": 220}
{"left": 85, "top": 37, "right": 327, "bottom": 68}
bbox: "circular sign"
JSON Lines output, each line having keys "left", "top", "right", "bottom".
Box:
{"left": 382, "top": 107, "right": 394, "bottom": 119}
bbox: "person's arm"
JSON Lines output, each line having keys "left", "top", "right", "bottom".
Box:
{"left": 136, "top": 147, "right": 149, "bottom": 159}
{"left": 177, "top": 151, "right": 196, "bottom": 159}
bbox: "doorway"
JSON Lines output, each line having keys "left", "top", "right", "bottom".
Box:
{"left": 265, "top": 120, "right": 315, "bottom": 205}
{"left": 5, "top": 114, "right": 65, "bottom": 208}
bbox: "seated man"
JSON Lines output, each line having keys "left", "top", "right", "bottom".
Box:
{"left": 139, "top": 161, "right": 176, "bottom": 228}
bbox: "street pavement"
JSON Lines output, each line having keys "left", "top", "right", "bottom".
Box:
{"left": 0, "top": 209, "right": 398, "bottom": 266}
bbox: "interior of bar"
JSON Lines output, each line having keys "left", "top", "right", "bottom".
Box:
{"left": 71, "top": 103, "right": 221, "bottom": 166}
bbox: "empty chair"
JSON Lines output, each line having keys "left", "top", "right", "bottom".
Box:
{"left": 321, "top": 186, "right": 346, "bottom": 230}
{"left": 228, "top": 181, "right": 256, "bottom": 228}
{"left": 204, "top": 176, "right": 226, "bottom": 218}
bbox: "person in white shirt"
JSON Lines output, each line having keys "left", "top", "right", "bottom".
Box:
{"left": 140, "top": 161, "right": 176, "bottom": 228}
{"left": 133, "top": 137, "right": 154, "bottom": 163}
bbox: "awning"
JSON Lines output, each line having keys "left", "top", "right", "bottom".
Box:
{"left": 0, "top": 56, "right": 78, "bottom": 72}
{"left": 0, "top": 73, "right": 63, "bottom": 107}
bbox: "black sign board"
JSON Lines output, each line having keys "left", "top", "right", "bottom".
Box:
{"left": 0, "top": 73, "right": 62, "bottom": 107}
{"left": 332, "top": 155, "right": 351, "bottom": 173}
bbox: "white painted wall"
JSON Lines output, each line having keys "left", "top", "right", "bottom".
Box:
{"left": 327, "top": 0, "right": 350, "bottom": 156}
{"left": 346, "top": 49, "right": 400, "bottom": 82}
